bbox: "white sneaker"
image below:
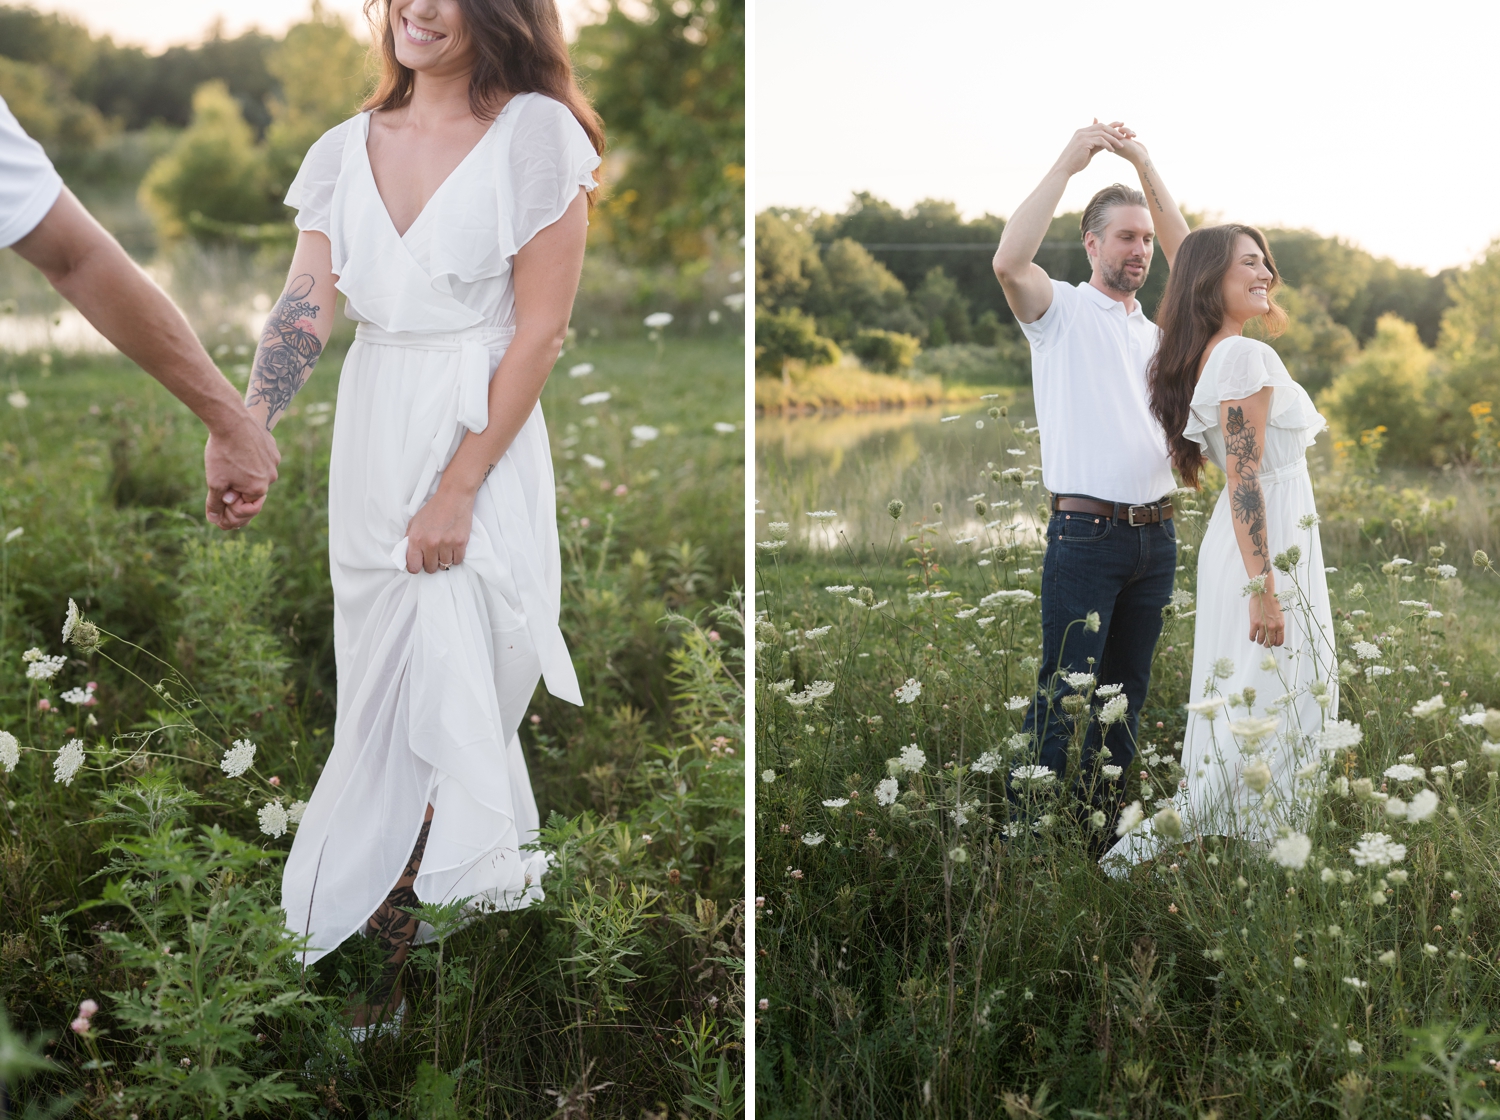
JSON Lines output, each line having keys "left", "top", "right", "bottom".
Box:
{"left": 341, "top": 998, "right": 406, "bottom": 1043}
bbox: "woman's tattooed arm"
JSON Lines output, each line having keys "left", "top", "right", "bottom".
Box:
{"left": 246, "top": 273, "right": 324, "bottom": 429}
{"left": 1225, "top": 404, "right": 1269, "bottom": 574}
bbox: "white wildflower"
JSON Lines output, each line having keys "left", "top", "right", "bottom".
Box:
{"left": 1318, "top": 721, "right": 1362, "bottom": 752}
{"left": 897, "top": 744, "right": 927, "bottom": 772}
{"left": 1351, "top": 641, "right": 1381, "bottom": 661}
{"left": 1099, "top": 694, "right": 1129, "bottom": 725}
{"left": 803, "top": 626, "right": 831, "bottom": 639}
{"left": 643, "top": 312, "right": 673, "bottom": 328}
{"left": 7, "top": 391, "right": 28, "bottom": 409}
{"left": 875, "top": 777, "right": 899, "bottom": 805}
{"left": 713, "top": 421, "right": 736, "bottom": 433}
{"left": 970, "top": 751, "right": 1001, "bottom": 774}
{"left": 979, "top": 589, "right": 1036, "bottom": 606}
{"left": 53, "top": 739, "right": 85, "bottom": 786}
{"left": 581, "top": 453, "right": 605, "bottom": 469}
{"left": 1010, "top": 764, "right": 1056, "bottom": 789}
{"left": 1405, "top": 788, "right": 1440, "bottom": 823}
{"left": 25, "top": 654, "right": 66, "bottom": 682}
{"left": 1350, "top": 832, "right": 1406, "bottom": 868}
{"left": 1410, "top": 694, "right": 1446, "bottom": 719}
{"left": 630, "top": 425, "right": 659, "bottom": 441}
{"left": 1115, "top": 800, "right": 1145, "bottom": 836}
{"left": 0, "top": 730, "right": 18, "bottom": 772}
{"left": 822, "top": 798, "right": 849, "bottom": 809}
{"left": 1384, "top": 763, "right": 1424, "bottom": 782}
{"left": 1186, "top": 696, "right": 1227, "bottom": 721}
{"left": 1242, "top": 757, "right": 1273, "bottom": 793}
{"left": 771, "top": 679, "right": 794, "bottom": 693}
{"left": 1004, "top": 696, "right": 1029, "bottom": 712}
{"left": 802, "top": 832, "right": 825, "bottom": 847}
{"left": 579, "top": 391, "right": 611, "bottom": 405}
{"left": 1153, "top": 805, "right": 1183, "bottom": 839}
{"left": 1436, "top": 564, "right": 1457, "bottom": 579}
{"left": 1101, "top": 764, "right": 1122, "bottom": 780}
{"left": 287, "top": 800, "right": 307, "bottom": 825}
{"left": 1269, "top": 831, "right": 1312, "bottom": 870}
{"left": 761, "top": 769, "right": 776, "bottom": 784}
{"left": 806, "top": 510, "right": 838, "bottom": 522}
{"left": 1095, "top": 683, "right": 1123, "bottom": 698}
{"left": 258, "top": 800, "right": 290, "bottom": 838}
{"left": 1230, "top": 716, "right": 1279, "bottom": 747}
{"left": 894, "top": 678, "right": 922, "bottom": 704}
{"left": 568, "top": 362, "right": 594, "bottom": 377}
{"left": 825, "top": 585, "right": 854, "bottom": 594}
{"left": 62, "top": 600, "right": 80, "bottom": 644}
{"left": 1343, "top": 977, "right": 1368, "bottom": 991}
{"left": 1366, "top": 665, "right": 1394, "bottom": 679}
{"left": 1064, "top": 672, "right": 1095, "bottom": 691}
{"left": 220, "top": 739, "right": 257, "bottom": 779}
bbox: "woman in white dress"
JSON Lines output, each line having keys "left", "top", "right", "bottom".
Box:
{"left": 242, "top": 0, "right": 598, "bottom": 1030}
{"left": 1105, "top": 225, "right": 1338, "bottom": 869}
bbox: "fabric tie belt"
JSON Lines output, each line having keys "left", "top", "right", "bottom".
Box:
{"left": 1257, "top": 459, "right": 1309, "bottom": 485}
{"left": 1051, "top": 493, "right": 1174, "bottom": 526}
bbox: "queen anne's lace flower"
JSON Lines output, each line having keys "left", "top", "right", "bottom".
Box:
{"left": 894, "top": 678, "right": 922, "bottom": 704}
{"left": 53, "top": 739, "right": 85, "bottom": 786}
{"left": 1319, "top": 720, "right": 1362, "bottom": 752}
{"left": 875, "top": 777, "right": 899, "bottom": 805}
{"left": 897, "top": 745, "right": 927, "bottom": 772}
{"left": 1350, "top": 832, "right": 1406, "bottom": 867}
{"left": 1099, "top": 694, "right": 1130, "bottom": 725}
{"left": 802, "top": 832, "right": 825, "bottom": 846}
{"left": 0, "top": 730, "right": 18, "bottom": 773}
{"left": 1115, "top": 800, "right": 1145, "bottom": 837}
{"left": 1410, "top": 694, "right": 1446, "bottom": 719}
{"left": 1405, "top": 788, "right": 1440, "bottom": 822}
{"left": 25, "top": 654, "right": 66, "bottom": 682}
{"left": 821, "top": 798, "right": 849, "bottom": 809}
{"left": 1004, "top": 695, "right": 1029, "bottom": 712}
{"left": 1064, "top": 672, "right": 1095, "bottom": 691}
{"left": 1010, "top": 764, "right": 1056, "bottom": 788}
{"left": 258, "top": 800, "right": 290, "bottom": 838}
{"left": 1384, "top": 763, "right": 1425, "bottom": 782}
{"left": 287, "top": 800, "right": 308, "bottom": 825}
{"left": 1351, "top": 641, "right": 1381, "bottom": 661}
{"left": 1269, "top": 831, "right": 1312, "bottom": 869}
{"left": 220, "top": 739, "right": 257, "bottom": 779}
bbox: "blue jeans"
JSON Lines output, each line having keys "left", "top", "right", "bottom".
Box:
{"left": 1020, "top": 508, "right": 1176, "bottom": 835}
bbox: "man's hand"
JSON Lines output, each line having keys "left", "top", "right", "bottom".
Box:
{"left": 204, "top": 415, "right": 280, "bottom": 530}
{"left": 1054, "top": 119, "right": 1127, "bottom": 177}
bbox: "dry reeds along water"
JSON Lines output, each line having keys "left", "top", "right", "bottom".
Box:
{"left": 755, "top": 393, "right": 1500, "bottom": 1116}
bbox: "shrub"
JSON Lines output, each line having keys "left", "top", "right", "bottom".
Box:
{"left": 850, "top": 328, "right": 920, "bottom": 374}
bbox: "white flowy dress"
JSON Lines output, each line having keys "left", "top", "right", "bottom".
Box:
{"left": 279, "top": 93, "right": 597, "bottom": 964}
{"left": 1106, "top": 335, "right": 1339, "bottom": 871}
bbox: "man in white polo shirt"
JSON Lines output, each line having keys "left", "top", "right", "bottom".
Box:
{"left": 1, "top": 95, "right": 278, "bottom": 529}
{"left": 992, "top": 120, "right": 1189, "bottom": 851}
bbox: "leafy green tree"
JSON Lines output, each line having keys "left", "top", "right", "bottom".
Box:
{"left": 1264, "top": 284, "right": 1360, "bottom": 399}
{"left": 1317, "top": 314, "right": 1435, "bottom": 464}
{"left": 138, "top": 80, "right": 279, "bottom": 241}
{"left": 263, "top": 5, "right": 370, "bottom": 199}
{"left": 754, "top": 307, "right": 839, "bottom": 378}
{"left": 754, "top": 210, "right": 824, "bottom": 312}
{"left": 912, "top": 266, "right": 971, "bottom": 345}
{"left": 0, "top": 55, "right": 107, "bottom": 152}
{"left": 808, "top": 238, "right": 915, "bottom": 341}
{"left": 575, "top": 0, "right": 743, "bottom": 263}
{"left": 1435, "top": 239, "right": 1500, "bottom": 450}
{"left": 851, "top": 329, "right": 920, "bottom": 374}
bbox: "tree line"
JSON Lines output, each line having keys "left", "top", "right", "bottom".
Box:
{"left": 756, "top": 194, "right": 1500, "bottom": 464}
{"left": 0, "top": 0, "right": 742, "bottom": 265}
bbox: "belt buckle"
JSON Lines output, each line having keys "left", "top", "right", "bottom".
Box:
{"left": 1127, "top": 504, "right": 1151, "bottom": 527}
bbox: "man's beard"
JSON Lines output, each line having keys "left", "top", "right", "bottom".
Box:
{"left": 1101, "top": 257, "right": 1149, "bottom": 294}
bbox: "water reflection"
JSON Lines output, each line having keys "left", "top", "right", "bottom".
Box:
{"left": 756, "top": 393, "right": 1050, "bottom": 550}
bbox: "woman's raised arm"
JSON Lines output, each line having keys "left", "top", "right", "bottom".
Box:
{"left": 244, "top": 230, "right": 339, "bottom": 431}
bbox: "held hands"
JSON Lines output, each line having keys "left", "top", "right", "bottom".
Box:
{"left": 1248, "top": 589, "right": 1286, "bottom": 647}
{"left": 405, "top": 484, "right": 475, "bottom": 574}
{"left": 1057, "top": 120, "right": 1148, "bottom": 176}
{"left": 204, "top": 415, "right": 281, "bottom": 530}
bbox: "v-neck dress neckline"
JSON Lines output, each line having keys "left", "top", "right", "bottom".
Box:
{"left": 359, "top": 103, "right": 509, "bottom": 243}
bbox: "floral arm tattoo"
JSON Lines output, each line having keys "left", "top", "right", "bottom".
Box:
{"left": 1225, "top": 405, "right": 1269, "bottom": 575}
{"left": 246, "top": 273, "right": 324, "bottom": 430}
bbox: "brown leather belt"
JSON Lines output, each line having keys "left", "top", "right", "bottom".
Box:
{"left": 1051, "top": 493, "right": 1174, "bottom": 526}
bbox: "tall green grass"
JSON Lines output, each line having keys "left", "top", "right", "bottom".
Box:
{"left": 754, "top": 407, "right": 1500, "bottom": 1118}
{"left": 0, "top": 333, "right": 744, "bottom": 1117}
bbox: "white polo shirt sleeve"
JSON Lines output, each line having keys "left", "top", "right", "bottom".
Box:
{"left": 1016, "top": 279, "right": 1078, "bottom": 350}
{"left": 0, "top": 95, "right": 64, "bottom": 250}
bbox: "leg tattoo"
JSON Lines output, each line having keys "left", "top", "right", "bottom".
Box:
{"left": 364, "top": 815, "right": 432, "bottom": 1004}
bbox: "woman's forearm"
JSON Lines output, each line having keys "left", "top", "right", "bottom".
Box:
{"left": 440, "top": 323, "right": 567, "bottom": 496}
{"left": 1223, "top": 394, "right": 1273, "bottom": 585}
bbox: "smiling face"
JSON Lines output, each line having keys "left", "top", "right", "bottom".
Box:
{"left": 1220, "top": 233, "right": 1276, "bottom": 327}
{"left": 1085, "top": 204, "right": 1155, "bottom": 295}
{"left": 389, "top": 0, "right": 474, "bottom": 77}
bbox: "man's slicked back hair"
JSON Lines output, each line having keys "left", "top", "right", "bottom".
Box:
{"left": 1080, "top": 183, "right": 1149, "bottom": 246}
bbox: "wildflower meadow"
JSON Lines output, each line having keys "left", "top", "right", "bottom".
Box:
{"left": 755, "top": 401, "right": 1500, "bottom": 1118}
{"left": 0, "top": 324, "right": 745, "bottom": 1117}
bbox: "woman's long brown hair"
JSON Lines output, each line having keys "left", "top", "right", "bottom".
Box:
{"left": 362, "top": 0, "right": 604, "bottom": 196}
{"left": 1148, "top": 224, "right": 1288, "bottom": 489}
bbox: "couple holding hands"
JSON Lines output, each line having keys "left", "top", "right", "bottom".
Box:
{"left": 993, "top": 120, "right": 1337, "bottom": 867}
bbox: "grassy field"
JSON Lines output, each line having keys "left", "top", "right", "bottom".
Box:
{"left": 0, "top": 332, "right": 745, "bottom": 1118}
{"left": 754, "top": 402, "right": 1500, "bottom": 1118}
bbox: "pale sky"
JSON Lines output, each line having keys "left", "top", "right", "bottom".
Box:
{"left": 29, "top": 0, "right": 600, "bottom": 50}
{"left": 756, "top": 0, "right": 1500, "bottom": 272}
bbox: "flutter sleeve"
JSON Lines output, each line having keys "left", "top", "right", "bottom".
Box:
{"left": 282, "top": 119, "right": 351, "bottom": 240}
{"left": 1185, "top": 337, "right": 1325, "bottom": 451}
{"left": 506, "top": 95, "right": 601, "bottom": 255}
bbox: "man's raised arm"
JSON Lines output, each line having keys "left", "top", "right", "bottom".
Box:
{"left": 993, "top": 119, "right": 1127, "bottom": 324}
{"left": 11, "top": 188, "right": 279, "bottom": 529}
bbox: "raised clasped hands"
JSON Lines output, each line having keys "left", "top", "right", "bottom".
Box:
{"left": 405, "top": 483, "right": 475, "bottom": 574}
{"left": 204, "top": 413, "right": 281, "bottom": 530}
{"left": 1058, "top": 119, "right": 1149, "bottom": 176}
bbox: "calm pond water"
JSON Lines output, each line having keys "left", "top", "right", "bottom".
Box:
{"left": 755, "top": 392, "right": 1054, "bottom": 551}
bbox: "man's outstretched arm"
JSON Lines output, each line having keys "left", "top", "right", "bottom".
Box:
{"left": 993, "top": 119, "right": 1127, "bottom": 324}
{"left": 11, "top": 188, "right": 279, "bottom": 529}
{"left": 1116, "top": 131, "right": 1190, "bottom": 268}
